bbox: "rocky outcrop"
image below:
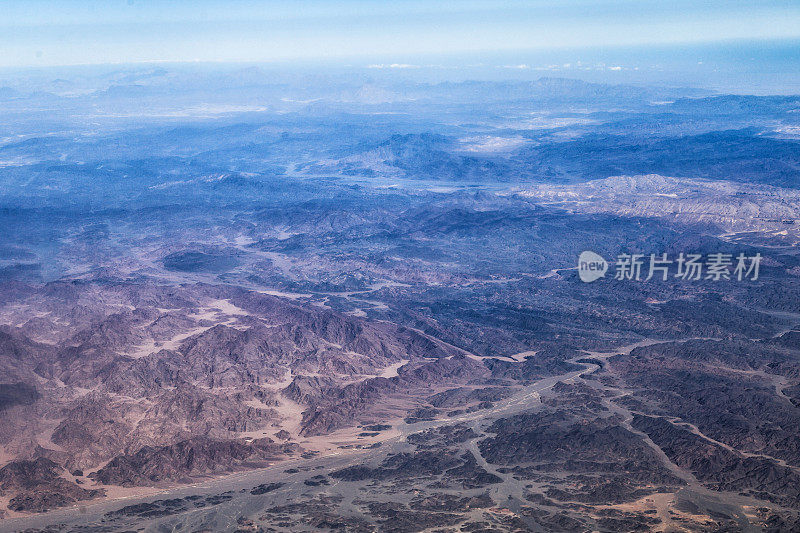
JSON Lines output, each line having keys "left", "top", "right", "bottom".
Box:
{"left": 298, "top": 354, "right": 489, "bottom": 436}
{"left": 633, "top": 414, "right": 800, "bottom": 508}
{"left": 90, "top": 437, "right": 300, "bottom": 486}
{"left": 0, "top": 458, "right": 102, "bottom": 512}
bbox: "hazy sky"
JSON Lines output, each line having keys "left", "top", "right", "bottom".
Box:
{"left": 2, "top": 0, "right": 800, "bottom": 67}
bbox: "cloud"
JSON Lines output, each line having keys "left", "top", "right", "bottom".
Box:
{"left": 366, "top": 63, "right": 419, "bottom": 69}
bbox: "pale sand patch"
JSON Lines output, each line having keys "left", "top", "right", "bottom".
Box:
{"left": 206, "top": 298, "right": 249, "bottom": 316}
{"left": 91, "top": 483, "right": 164, "bottom": 502}
{"left": 456, "top": 135, "right": 530, "bottom": 154}
{"left": 603, "top": 492, "right": 721, "bottom": 532}
{"left": 242, "top": 370, "right": 306, "bottom": 439}
{"left": 234, "top": 235, "right": 255, "bottom": 246}
{"left": 256, "top": 288, "right": 313, "bottom": 300}
{"left": 35, "top": 419, "right": 66, "bottom": 453}
{"left": 0, "top": 446, "right": 15, "bottom": 465}
{"left": 298, "top": 421, "right": 403, "bottom": 456}
{"left": 128, "top": 299, "right": 251, "bottom": 359}
{"left": 509, "top": 350, "right": 537, "bottom": 362}
{"left": 378, "top": 359, "right": 408, "bottom": 379}
{"left": 127, "top": 326, "right": 209, "bottom": 359}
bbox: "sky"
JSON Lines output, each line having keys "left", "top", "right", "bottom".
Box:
{"left": 2, "top": 0, "right": 800, "bottom": 67}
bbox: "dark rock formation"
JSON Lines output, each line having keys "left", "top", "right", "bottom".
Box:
{"left": 91, "top": 437, "right": 299, "bottom": 486}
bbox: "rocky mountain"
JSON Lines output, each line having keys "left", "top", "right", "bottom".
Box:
{"left": 1, "top": 68, "right": 800, "bottom": 531}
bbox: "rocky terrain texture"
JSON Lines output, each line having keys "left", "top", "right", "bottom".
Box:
{"left": 1, "top": 70, "right": 800, "bottom": 530}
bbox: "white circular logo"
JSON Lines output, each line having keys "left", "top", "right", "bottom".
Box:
{"left": 578, "top": 251, "right": 608, "bottom": 283}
